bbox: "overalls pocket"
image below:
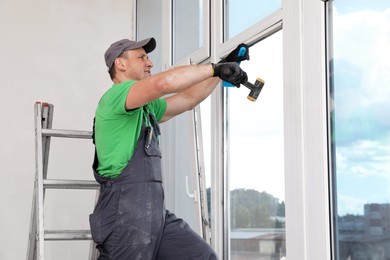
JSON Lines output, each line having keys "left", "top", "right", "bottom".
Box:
{"left": 89, "top": 209, "right": 116, "bottom": 245}
{"left": 117, "top": 182, "right": 152, "bottom": 246}
{"left": 144, "top": 132, "right": 162, "bottom": 182}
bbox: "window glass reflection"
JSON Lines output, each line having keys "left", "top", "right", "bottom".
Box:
{"left": 228, "top": 31, "right": 284, "bottom": 259}
{"left": 225, "top": 0, "right": 280, "bottom": 40}
{"left": 173, "top": 0, "right": 203, "bottom": 63}
{"left": 137, "top": 0, "right": 163, "bottom": 73}
{"left": 331, "top": 1, "right": 390, "bottom": 259}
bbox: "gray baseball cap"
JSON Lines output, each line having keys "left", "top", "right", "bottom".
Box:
{"left": 104, "top": 37, "right": 156, "bottom": 71}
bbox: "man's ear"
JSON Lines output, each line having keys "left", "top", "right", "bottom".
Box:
{"left": 114, "top": 58, "right": 126, "bottom": 71}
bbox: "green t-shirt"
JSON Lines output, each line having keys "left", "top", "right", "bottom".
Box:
{"left": 95, "top": 80, "right": 167, "bottom": 178}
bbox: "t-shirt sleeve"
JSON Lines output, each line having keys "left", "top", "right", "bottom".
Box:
{"left": 104, "top": 80, "right": 166, "bottom": 120}
{"left": 105, "top": 81, "right": 136, "bottom": 115}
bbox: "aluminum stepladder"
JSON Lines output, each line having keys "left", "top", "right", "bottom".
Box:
{"left": 27, "top": 102, "right": 99, "bottom": 260}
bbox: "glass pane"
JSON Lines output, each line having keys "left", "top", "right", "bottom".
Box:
{"left": 225, "top": 0, "right": 280, "bottom": 40}
{"left": 228, "top": 31, "right": 285, "bottom": 259}
{"left": 160, "top": 114, "right": 201, "bottom": 233}
{"left": 331, "top": 1, "right": 390, "bottom": 259}
{"left": 173, "top": 0, "right": 203, "bottom": 63}
{"left": 137, "top": 0, "right": 163, "bottom": 73}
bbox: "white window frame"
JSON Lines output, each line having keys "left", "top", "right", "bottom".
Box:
{"left": 282, "top": 0, "right": 331, "bottom": 259}
{"left": 129, "top": 0, "right": 137, "bottom": 40}
{"left": 210, "top": 0, "right": 332, "bottom": 259}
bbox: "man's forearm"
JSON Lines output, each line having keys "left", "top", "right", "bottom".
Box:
{"left": 178, "top": 77, "right": 220, "bottom": 108}
{"left": 161, "top": 77, "right": 220, "bottom": 123}
{"left": 157, "top": 64, "right": 215, "bottom": 95}
{"left": 126, "top": 64, "right": 214, "bottom": 110}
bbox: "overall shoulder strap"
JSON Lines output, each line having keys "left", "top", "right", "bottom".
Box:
{"left": 92, "top": 117, "right": 96, "bottom": 145}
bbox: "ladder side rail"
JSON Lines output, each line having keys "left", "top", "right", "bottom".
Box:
{"left": 27, "top": 102, "right": 47, "bottom": 260}
{"left": 36, "top": 103, "right": 46, "bottom": 260}
{"left": 89, "top": 190, "right": 100, "bottom": 260}
{"left": 89, "top": 243, "right": 99, "bottom": 260}
{"left": 26, "top": 177, "right": 38, "bottom": 260}
{"left": 41, "top": 104, "right": 53, "bottom": 181}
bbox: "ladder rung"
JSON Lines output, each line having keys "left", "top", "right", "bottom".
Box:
{"left": 43, "top": 179, "right": 99, "bottom": 189}
{"left": 44, "top": 230, "right": 92, "bottom": 240}
{"left": 42, "top": 129, "right": 92, "bottom": 139}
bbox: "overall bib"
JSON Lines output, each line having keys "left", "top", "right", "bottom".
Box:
{"left": 90, "top": 109, "right": 218, "bottom": 260}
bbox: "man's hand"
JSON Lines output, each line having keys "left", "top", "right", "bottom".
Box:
{"left": 219, "top": 43, "right": 250, "bottom": 63}
{"left": 220, "top": 43, "right": 250, "bottom": 87}
{"left": 212, "top": 62, "right": 248, "bottom": 87}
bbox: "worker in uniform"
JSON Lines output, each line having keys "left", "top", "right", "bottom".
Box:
{"left": 89, "top": 37, "right": 249, "bottom": 259}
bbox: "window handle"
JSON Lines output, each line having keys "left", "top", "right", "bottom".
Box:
{"left": 185, "top": 176, "right": 197, "bottom": 202}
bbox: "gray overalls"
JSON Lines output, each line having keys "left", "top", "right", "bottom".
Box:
{"left": 90, "top": 108, "right": 218, "bottom": 260}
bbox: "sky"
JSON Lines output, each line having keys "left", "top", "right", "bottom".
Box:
{"left": 200, "top": 28, "right": 285, "bottom": 202}
{"left": 226, "top": 0, "right": 280, "bottom": 39}
{"left": 332, "top": 1, "right": 390, "bottom": 216}
{"left": 229, "top": 31, "right": 284, "bottom": 201}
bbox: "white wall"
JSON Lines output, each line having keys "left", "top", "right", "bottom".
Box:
{"left": 0, "top": 0, "right": 135, "bottom": 258}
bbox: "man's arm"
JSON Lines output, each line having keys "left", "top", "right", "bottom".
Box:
{"left": 126, "top": 62, "right": 246, "bottom": 122}
{"left": 160, "top": 77, "right": 221, "bottom": 123}
{"left": 125, "top": 64, "right": 214, "bottom": 110}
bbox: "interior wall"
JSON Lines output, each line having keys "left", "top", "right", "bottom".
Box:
{"left": 0, "top": 0, "right": 135, "bottom": 258}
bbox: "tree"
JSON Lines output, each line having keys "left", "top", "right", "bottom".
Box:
{"left": 230, "top": 188, "right": 285, "bottom": 229}
{"left": 206, "top": 188, "right": 285, "bottom": 229}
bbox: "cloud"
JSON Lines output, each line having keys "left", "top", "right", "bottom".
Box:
{"left": 333, "top": 8, "right": 390, "bottom": 100}
{"left": 336, "top": 139, "right": 390, "bottom": 178}
{"left": 335, "top": 137, "right": 390, "bottom": 216}
{"left": 332, "top": 7, "right": 390, "bottom": 148}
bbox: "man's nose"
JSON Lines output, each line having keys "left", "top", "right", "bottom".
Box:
{"left": 146, "top": 59, "right": 153, "bottom": 67}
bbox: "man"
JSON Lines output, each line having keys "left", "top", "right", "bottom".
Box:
{"left": 89, "top": 37, "right": 248, "bottom": 259}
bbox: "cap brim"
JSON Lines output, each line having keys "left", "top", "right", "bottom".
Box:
{"left": 125, "top": 37, "right": 156, "bottom": 53}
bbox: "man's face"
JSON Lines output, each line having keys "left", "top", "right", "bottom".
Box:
{"left": 119, "top": 48, "right": 153, "bottom": 81}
